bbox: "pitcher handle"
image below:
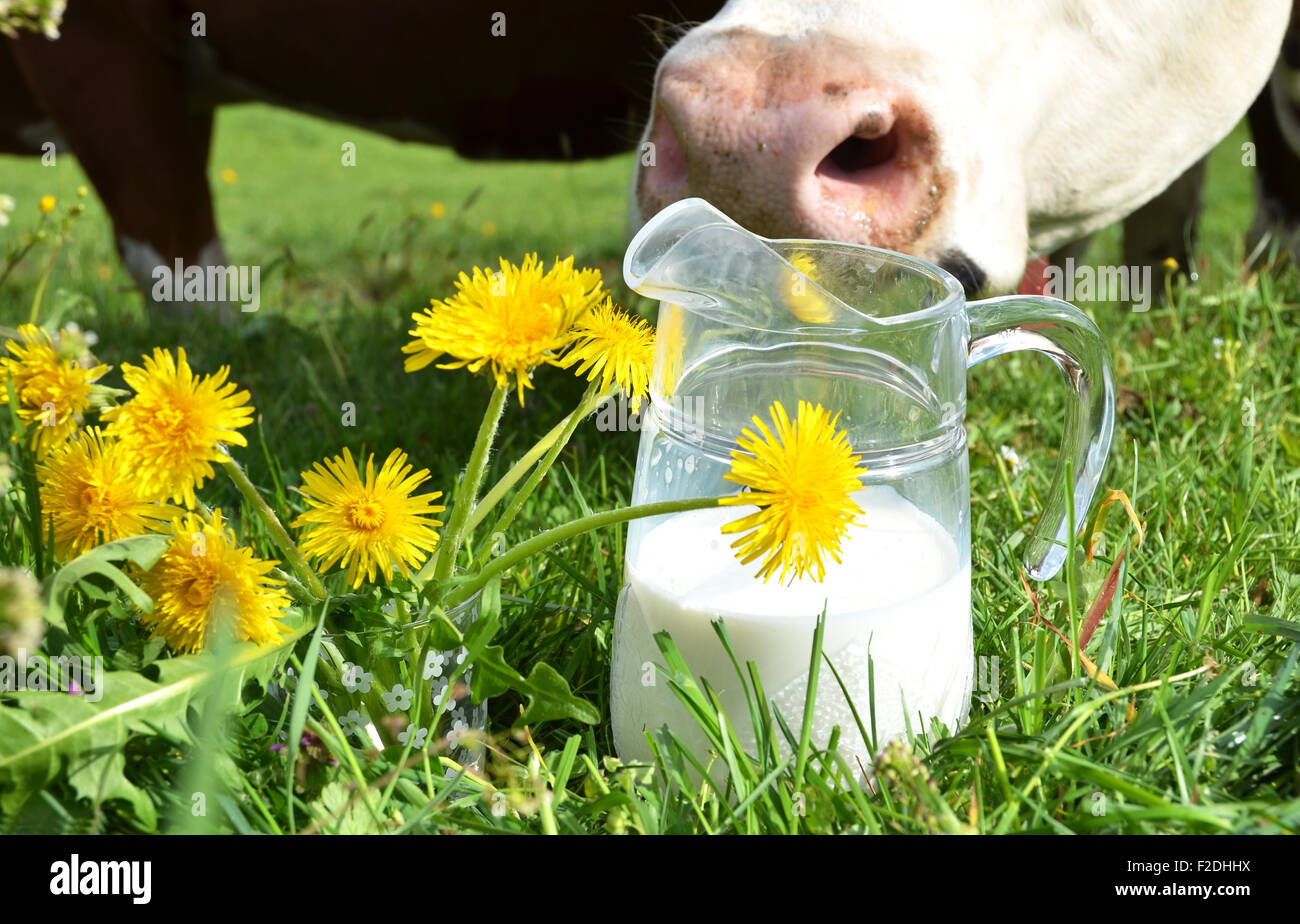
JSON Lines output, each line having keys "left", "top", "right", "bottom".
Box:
{"left": 967, "top": 295, "right": 1116, "bottom": 581}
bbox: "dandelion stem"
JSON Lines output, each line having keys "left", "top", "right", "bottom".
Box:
{"left": 465, "top": 380, "right": 602, "bottom": 536}
{"left": 220, "top": 452, "right": 327, "bottom": 601}
{"left": 27, "top": 238, "right": 64, "bottom": 325}
{"left": 302, "top": 681, "right": 385, "bottom": 829}
{"left": 470, "top": 381, "right": 609, "bottom": 568}
{"left": 443, "top": 495, "right": 728, "bottom": 610}
{"left": 270, "top": 566, "right": 317, "bottom": 607}
{"left": 427, "top": 384, "right": 507, "bottom": 585}
{"left": 380, "top": 593, "right": 478, "bottom": 809}
{"left": 0, "top": 237, "right": 40, "bottom": 291}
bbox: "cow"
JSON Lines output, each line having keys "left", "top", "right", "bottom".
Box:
{"left": 633, "top": 0, "right": 1299, "bottom": 295}
{"left": 3, "top": 1, "right": 1298, "bottom": 308}
{"left": 1, "top": 0, "right": 721, "bottom": 316}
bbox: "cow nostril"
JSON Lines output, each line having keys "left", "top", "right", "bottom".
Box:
{"left": 818, "top": 127, "right": 900, "bottom": 181}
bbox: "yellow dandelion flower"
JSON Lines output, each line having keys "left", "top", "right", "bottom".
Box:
{"left": 654, "top": 305, "right": 686, "bottom": 400}
{"left": 38, "top": 428, "right": 179, "bottom": 559}
{"left": 720, "top": 400, "right": 867, "bottom": 583}
{"left": 786, "top": 251, "right": 835, "bottom": 325}
{"left": 1, "top": 324, "right": 108, "bottom": 457}
{"left": 789, "top": 251, "right": 817, "bottom": 278}
{"left": 402, "top": 253, "right": 604, "bottom": 403}
{"left": 101, "top": 347, "right": 254, "bottom": 507}
{"left": 481, "top": 220, "right": 498, "bottom": 236}
{"left": 39, "top": 195, "right": 56, "bottom": 214}
{"left": 138, "top": 509, "right": 291, "bottom": 654}
{"left": 219, "top": 167, "right": 237, "bottom": 185}
{"left": 292, "top": 447, "right": 444, "bottom": 589}
{"left": 430, "top": 201, "right": 446, "bottom": 219}
{"left": 559, "top": 297, "right": 655, "bottom": 409}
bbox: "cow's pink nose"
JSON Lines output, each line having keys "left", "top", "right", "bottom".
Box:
{"left": 638, "top": 33, "right": 948, "bottom": 253}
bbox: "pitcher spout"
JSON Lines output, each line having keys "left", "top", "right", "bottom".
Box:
{"left": 624, "top": 198, "right": 739, "bottom": 295}
{"left": 624, "top": 197, "right": 865, "bottom": 328}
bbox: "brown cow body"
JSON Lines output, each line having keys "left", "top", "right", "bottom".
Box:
{"left": 1, "top": 1, "right": 718, "bottom": 315}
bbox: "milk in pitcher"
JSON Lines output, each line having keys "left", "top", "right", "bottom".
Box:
{"left": 611, "top": 484, "right": 973, "bottom": 771}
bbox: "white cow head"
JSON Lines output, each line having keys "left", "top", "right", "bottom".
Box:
{"left": 635, "top": 0, "right": 1292, "bottom": 292}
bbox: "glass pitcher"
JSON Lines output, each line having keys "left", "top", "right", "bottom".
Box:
{"left": 611, "top": 198, "right": 1115, "bottom": 774}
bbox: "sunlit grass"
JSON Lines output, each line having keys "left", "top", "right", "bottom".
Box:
{"left": 0, "top": 108, "right": 1296, "bottom": 833}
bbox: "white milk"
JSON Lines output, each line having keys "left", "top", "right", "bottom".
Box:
{"left": 611, "top": 485, "right": 973, "bottom": 774}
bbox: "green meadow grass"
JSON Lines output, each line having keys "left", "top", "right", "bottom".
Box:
{"left": 0, "top": 106, "right": 1297, "bottom": 834}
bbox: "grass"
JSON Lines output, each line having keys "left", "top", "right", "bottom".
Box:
{"left": 0, "top": 105, "right": 1297, "bottom": 834}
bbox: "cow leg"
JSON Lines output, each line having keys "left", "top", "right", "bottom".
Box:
{"left": 111, "top": 104, "right": 235, "bottom": 324}
{"left": 1245, "top": 14, "right": 1300, "bottom": 270}
{"left": 1121, "top": 156, "right": 1208, "bottom": 284}
{"left": 1022, "top": 156, "right": 1204, "bottom": 308}
{"left": 0, "top": 40, "right": 57, "bottom": 155}
{"left": 8, "top": 6, "right": 229, "bottom": 322}
{"left": 1050, "top": 235, "right": 1093, "bottom": 268}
